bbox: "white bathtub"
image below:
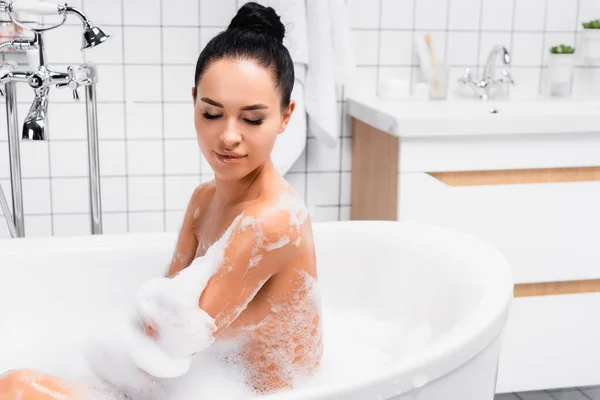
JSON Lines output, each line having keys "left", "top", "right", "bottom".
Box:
{"left": 0, "top": 221, "right": 513, "bottom": 400}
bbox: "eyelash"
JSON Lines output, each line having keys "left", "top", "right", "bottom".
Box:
{"left": 202, "top": 112, "right": 263, "bottom": 126}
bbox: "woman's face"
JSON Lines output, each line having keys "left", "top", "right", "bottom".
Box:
{"left": 192, "top": 58, "right": 294, "bottom": 181}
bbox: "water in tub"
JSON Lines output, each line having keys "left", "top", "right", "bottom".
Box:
{"left": 0, "top": 216, "right": 434, "bottom": 399}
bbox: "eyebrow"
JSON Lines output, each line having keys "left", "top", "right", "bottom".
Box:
{"left": 200, "top": 97, "right": 269, "bottom": 111}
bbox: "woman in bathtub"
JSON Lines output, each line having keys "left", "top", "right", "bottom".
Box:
{"left": 0, "top": 2, "right": 322, "bottom": 398}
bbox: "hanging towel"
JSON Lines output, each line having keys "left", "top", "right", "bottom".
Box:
{"left": 304, "top": 0, "right": 356, "bottom": 148}
{"left": 271, "top": 63, "right": 307, "bottom": 175}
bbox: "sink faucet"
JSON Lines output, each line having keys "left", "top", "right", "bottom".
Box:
{"left": 458, "top": 45, "right": 514, "bottom": 100}
{"left": 0, "top": 0, "right": 110, "bottom": 237}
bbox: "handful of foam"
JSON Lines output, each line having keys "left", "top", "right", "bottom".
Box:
{"left": 129, "top": 273, "right": 217, "bottom": 378}
{"left": 127, "top": 218, "right": 240, "bottom": 379}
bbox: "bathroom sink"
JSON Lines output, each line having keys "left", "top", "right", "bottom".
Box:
{"left": 346, "top": 91, "right": 600, "bottom": 138}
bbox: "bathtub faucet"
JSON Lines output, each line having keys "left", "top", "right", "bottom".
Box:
{"left": 0, "top": 0, "right": 110, "bottom": 237}
{"left": 457, "top": 45, "right": 514, "bottom": 100}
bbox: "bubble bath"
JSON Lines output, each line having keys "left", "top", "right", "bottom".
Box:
{"left": 0, "top": 302, "right": 432, "bottom": 400}
{"left": 0, "top": 193, "right": 429, "bottom": 398}
{"left": 0, "top": 221, "right": 513, "bottom": 400}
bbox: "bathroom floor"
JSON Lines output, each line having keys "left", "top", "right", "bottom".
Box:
{"left": 496, "top": 387, "right": 600, "bottom": 399}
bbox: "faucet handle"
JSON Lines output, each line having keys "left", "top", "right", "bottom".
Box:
{"left": 54, "top": 66, "right": 81, "bottom": 100}
{"left": 498, "top": 69, "right": 515, "bottom": 85}
{"left": 458, "top": 68, "right": 473, "bottom": 84}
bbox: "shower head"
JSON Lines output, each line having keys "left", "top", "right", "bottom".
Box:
{"left": 82, "top": 25, "right": 110, "bottom": 50}
{"left": 22, "top": 88, "right": 49, "bottom": 140}
{"left": 64, "top": 6, "right": 111, "bottom": 50}
{"left": 3, "top": 2, "right": 111, "bottom": 49}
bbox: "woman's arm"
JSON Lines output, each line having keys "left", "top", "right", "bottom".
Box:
{"left": 131, "top": 205, "right": 304, "bottom": 377}
{"left": 164, "top": 185, "right": 204, "bottom": 278}
{"left": 199, "top": 208, "right": 301, "bottom": 337}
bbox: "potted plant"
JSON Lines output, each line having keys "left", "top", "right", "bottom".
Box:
{"left": 547, "top": 44, "right": 576, "bottom": 97}
{"left": 581, "top": 19, "right": 600, "bottom": 63}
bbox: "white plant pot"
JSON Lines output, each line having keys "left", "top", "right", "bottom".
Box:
{"left": 582, "top": 28, "right": 600, "bottom": 64}
{"left": 547, "top": 53, "right": 575, "bottom": 97}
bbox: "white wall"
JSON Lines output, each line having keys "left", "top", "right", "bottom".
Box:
{"left": 0, "top": 0, "right": 597, "bottom": 238}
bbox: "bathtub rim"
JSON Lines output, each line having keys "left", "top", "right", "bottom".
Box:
{"left": 0, "top": 220, "right": 513, "bottom": 399}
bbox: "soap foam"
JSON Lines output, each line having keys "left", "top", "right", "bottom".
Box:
{"left": 123, "top": 215, "right": 244, "bottom": 379}
{"left": 0, "top": 188, "right": 434, "bottom": 398}
{"left": 0, "top": 302, "right": 433, "bottom": 399}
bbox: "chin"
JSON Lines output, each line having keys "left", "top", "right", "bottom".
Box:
{"left": 210, "top": 164, "right": 251, "bottom": 182}
{"left": 212, "top": 161, "right": 268, "bottom": 182}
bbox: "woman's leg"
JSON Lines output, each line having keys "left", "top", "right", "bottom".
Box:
{"left": 0, "top": 369, "right": 78, "bottom": 399}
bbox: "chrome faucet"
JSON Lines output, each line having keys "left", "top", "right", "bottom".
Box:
{"left": 0, "top": 0, "right": 110, "bottom": 237}
{"left": 458, "top": 45, "right": 514, "bottom": 100}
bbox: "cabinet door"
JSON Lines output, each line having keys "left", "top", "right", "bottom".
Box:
{"left": 398, "top": 172, "right": 600, "bottom": 284}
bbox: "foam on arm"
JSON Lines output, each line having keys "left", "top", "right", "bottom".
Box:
{"left": 199, "top": 209, "right": 300, "bottom": 337}
{"left": 129, "top": 206, "right": 301, "bottom": 378}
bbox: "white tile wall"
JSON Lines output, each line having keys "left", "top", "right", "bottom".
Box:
{"left": 0, "top": 0, "right": 593, "bottom": 238}
{"left": 163, "top": 0, "right": 199, "bottom": 26}
{"left": 448, "top": 0, "right": 481, "bottom": 31}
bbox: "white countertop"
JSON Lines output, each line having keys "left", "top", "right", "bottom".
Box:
{"left": 346, "top": 89, "right": 600, "bottom": 138}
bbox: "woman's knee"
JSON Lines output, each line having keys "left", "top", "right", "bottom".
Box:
{"left": 1, "top": 368, "right": 31, "bottom": 383}
{"left": 0, "top": 369, "right": 73, "bottom": 399}
{"left": 0, "top": 369, "right": 30, "bottom": 393}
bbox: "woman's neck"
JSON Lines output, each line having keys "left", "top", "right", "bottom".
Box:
{"left": 214, "top": 159, "right": 278, "bottom": 208}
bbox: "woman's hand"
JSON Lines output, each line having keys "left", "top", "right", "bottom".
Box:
{"left": 143, "top": 321, "right": 157, "bottom": 339}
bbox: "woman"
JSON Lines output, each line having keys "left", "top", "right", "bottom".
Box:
{"left": 0, "top": 2, "right": 322, "bottom": 398}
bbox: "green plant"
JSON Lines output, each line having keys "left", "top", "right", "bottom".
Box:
{"left": 549, "top": 44, "right": 576, "bottom": 54}
{"left": 582, "top": 19, "right": 600, "bottom": 29}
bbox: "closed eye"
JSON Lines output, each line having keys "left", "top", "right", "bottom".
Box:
{"left": 244, "top": 118, "right": 263, "bottom": 125}
{"left": 202, "top": 112, "right": 222, "bottom": 120}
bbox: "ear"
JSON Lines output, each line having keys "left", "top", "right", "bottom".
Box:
{"left": 278, "top": 100, "right": 296, "bottom": 134}
{"left": 191, "top": 87, "right": 197, "bottom": 103}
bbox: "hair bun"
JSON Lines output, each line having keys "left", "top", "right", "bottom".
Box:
{"left": 228, "top": 2, "right": 285, "bottom": 44}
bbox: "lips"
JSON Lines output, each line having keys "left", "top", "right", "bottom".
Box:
{"left": 214, "top": 151, "right": 247, "bottom": 164}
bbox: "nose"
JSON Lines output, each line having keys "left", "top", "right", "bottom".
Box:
{"left": 219, "top": 120, "right": 242, "bottom": 150}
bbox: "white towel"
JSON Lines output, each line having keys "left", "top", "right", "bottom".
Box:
{"left": 304, "top": 0, "right": 355, "bottom": 148}
{"left": 271, "top": 63, "right": 307, "bottom": 175}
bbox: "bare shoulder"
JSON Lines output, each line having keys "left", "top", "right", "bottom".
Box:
{"left": 238, "top": 181, "right": 311, "bottom": 250}
{"left": 186, "top": 180, "right": 216, "bottom": 219}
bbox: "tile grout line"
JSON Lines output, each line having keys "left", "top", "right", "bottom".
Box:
{"left": 47, "top": 114, "right": 55, "bottom": 235}
{"left": 574, "top": 0, "right": 581, "bottom": 46}
{"left": 336, "top": 89, "right": 345, "bottom": 221}
{"left": 538, "top": 0, "right": 550, "bottom": 94}
{"left": 351, "top": 27, "right": 586, "bottom": 33}
{"left": 159, "top": 0, "right": 166, "bottom": 232}
{"left": 3, "top": 202, "right": 352, "bottom": 217}
{"left": 507, "top": 0, "right": 517, "bottom": 97}
{"left": 120, "top": 0, "right": 130, "bottom": 232}
{"left": 408, "top": 0, "right": 418, "bottom": 95}
{"left": 475, "top": 0, "right": 485, "bottom": 72}
{"left": 443, "top": 0, "right": 451, "bottom": 64}
{"left": 374, "top": 0, "right": 383, "bottom": 97}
